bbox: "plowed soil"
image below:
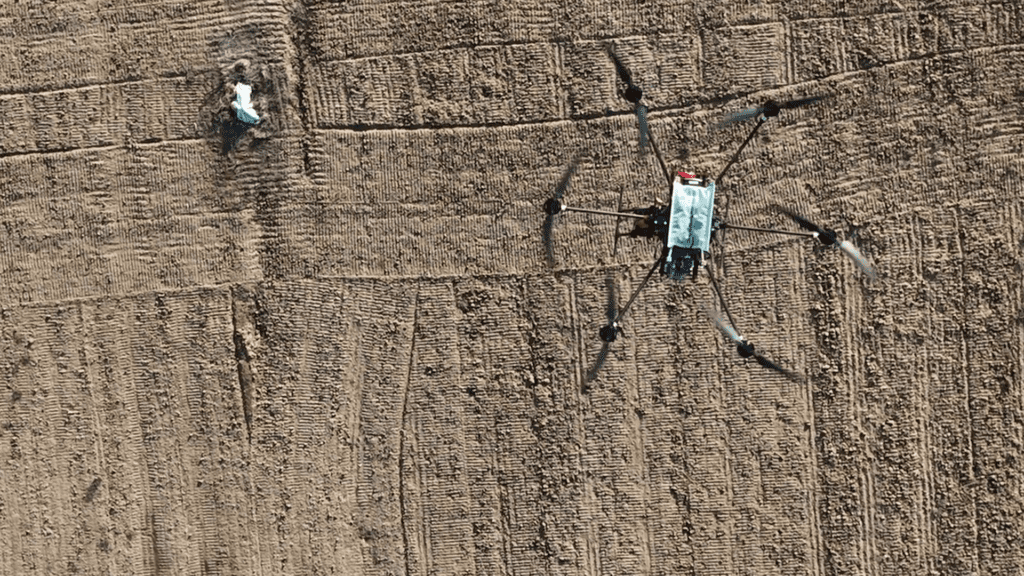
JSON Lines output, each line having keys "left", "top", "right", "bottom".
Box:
{"left": 2, "top": 1, "right": 1023, "bottom": 575}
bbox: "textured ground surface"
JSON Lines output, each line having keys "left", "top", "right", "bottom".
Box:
{"left": 1, "top": 1, "right": 1024, "bottom": 575}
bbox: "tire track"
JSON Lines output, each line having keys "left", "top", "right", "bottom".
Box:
{"left": 910, "top": 211, "right": 939, "bottom": 575}
{"left": 520, "top": 273, "right": 588, "bottom": 573}
{"left": 454, "top": 277, "right": 516, "bottom": 576}
{"left": 188, "top": 289, "right": 258, "bottom": 576}
{"left": 950, "top": 205, "right": 982, "bottom": 572}
{"left": 88, "top": 299, "right": 144, "bottom": 576}
{"left": 4, "top": 307, "right": 65, "bottom": 574}
{"left": 79, "top": 303, "right": 113, "bottom": 573}
{"left": 806, "top": 247, "right": 870, "bottom": 575}
{"left": 567, "top": 274, "right": 599, "bottom": 576}
{"left": 39, "top": 307, "right": 80, "bottom": 569}
{"left": 74, "top": 301, "right": 132, "bottom": 573}
{"left": 341, "top": 279, "right": 418, "bottom": 575}
{"left": 632, "top": 334, "right": 655, "bottom": 576}
{"left": 718, "top": 345, "right": 738, "bottom": 576}
{"left": 843, "top": 267, "right": 879, "bottom": 576}
{"left": 773, "top": 238, "right": 826, "bottom": 576}
{"left": 230, "top": 287, "right": 257, "bottom": 441}
{"left": 399, "top": 287, "right": 420, "bottom": 576}
{"left": 950, "top": 198, "right": 1023, "bottom": 572}
{"left": 913, "top": 205, "right": 979, "bottom": 574}
{"left": 803, "top": 365, "right": 826, "bottom": 576}
{"left": 156, "top": 293, "right": 203, "bottom": 575}
{"left": 672, "top": 277, "right": 741, "bottom": 576}
{"left": 626, "top": 282, "right": 667, "bottom": 573}
{"left": 126, "top": 297, "right": 164, "bottom": 576}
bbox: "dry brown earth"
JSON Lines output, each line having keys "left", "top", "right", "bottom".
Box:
{"left": 1, "top": 1, "right": 1023, "bottom": 575}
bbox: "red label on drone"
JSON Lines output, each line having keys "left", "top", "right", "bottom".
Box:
{"left": 678, "top": 171, "right": 695, "bottom": 179}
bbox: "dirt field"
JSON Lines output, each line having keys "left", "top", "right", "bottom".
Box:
{"left": 1, "top": 1, "right": 1023, "bottom": 575}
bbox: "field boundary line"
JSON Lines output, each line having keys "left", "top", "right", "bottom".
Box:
{"left": 312, "top": 42, "right": 1024, "bottom": 134}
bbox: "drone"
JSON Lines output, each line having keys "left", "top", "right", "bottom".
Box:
{"left": 543, "top": 46, "right": 877, "bottom": 383}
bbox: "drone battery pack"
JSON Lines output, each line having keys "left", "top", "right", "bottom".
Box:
{"left": 663, "top": 177, "right": 715, "bottom": 280}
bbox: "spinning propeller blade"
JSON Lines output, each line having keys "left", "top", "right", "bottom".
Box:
{"left": 607, "top": 46, "right": 643, "bottom": 103}
{"left": 607, "top": 46, "right": 634, "bottom": 91}
{"left": 705, "top": 307, "right": 804, "bottom": 383}
{"left": 716, "top": 94, "right": 829, "bottom": 127}
{"left": 585, "top": 344, "right": 610, "bottom": 385}
{"left": 707, "top": 306, "right": 742, "bottom": 345}
{"left": 837, "top": 240, "right": 878, "bottom": 281}
{"left": 781, "top": 95, "right": 828, "bottom": 110}
{"left": 636, "top": 104, "right": 650, "bottom": 149}
{"left": 773, "top": 205, "right": 827, "bottom": 235}
{"left": 607, "top": 46, "right": 650, "bottom": 147}
{"left": 718, "top": 106, "right": 763, "bottom": 126}
{"left": 554, "top": 157, "right": 578, "bottom": 200}
{"left": 773, "top": 205, "right": 877, "bottom": 280}
{"left": 541, "top": 157, "right": 580, "bottom": 267}
{"left": 586, "top": 275, "right": 619, "bottom": 383}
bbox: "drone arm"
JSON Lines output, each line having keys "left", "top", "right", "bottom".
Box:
{"left": 562, "top": 206, "right": 647, "bottom": 219}
{"left": 704, "top": 257, "right": 741, "bottom": 337}
{"left": 718, "top": 222, "right": 816, "bottom": 238}
{"left": 644, "top": 114, "right": 673, "bottom": 188}
{"left": 715, "top": 116, "right": 767, "bottom": 183}
{"left": 612, "top": 252, "right": 666, "bottom": 327}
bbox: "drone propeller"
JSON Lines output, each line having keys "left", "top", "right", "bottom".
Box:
{"left": 718, "top": 95, "right": 829, "bottom": 126}
{"left": 541, "top": 157, "right": 580, "bottom": 267}
{"left": 772, "top": 205, "right": 877, "bottom": 280}
{"left": 601, "top": 274, "right": 620, "bottom": 342}
{"left": 635, "top": 104, "right": 650, "bottom": 149}
{"left": 607, "top": 46, "right": 651, "bottom": 148}
{"left": 607, "top": 46, "right": 642, "bottom": 104}
{"left": 585, "top": 275, "right": 620, "bottom": 384}
{"left": 705, "top": 307, "right": 804, "bottom": 383}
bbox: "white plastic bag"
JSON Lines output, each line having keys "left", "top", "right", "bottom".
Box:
{"left": 230, "top": 83, "right": 260, "bottom": 124}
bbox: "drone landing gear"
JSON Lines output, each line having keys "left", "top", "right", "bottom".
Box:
{"left": 618, "top": 206, "right": 670, "bottom": 241}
